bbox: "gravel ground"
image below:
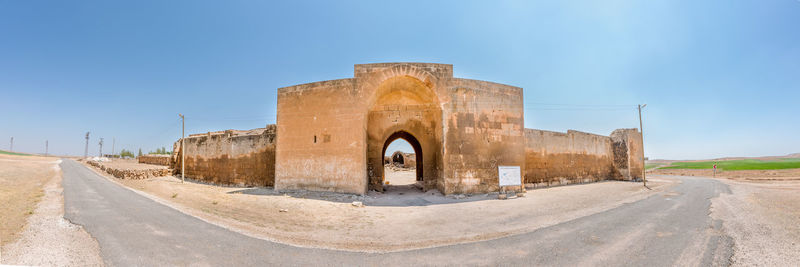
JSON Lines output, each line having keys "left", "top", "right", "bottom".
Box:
{"left": 1, "top": 160, "right": 103, "bottom": 266}
{"left": 650, "top": 168, "right": 800, "bottom": 180}
{"left": 0, "top": 155, "right": 56, "bottom": 247}
{"left": 383, "top": 166, "right": 416, "bottom": 185}
{"left": 710, "top": 179, "right": 800, "bottom": 266}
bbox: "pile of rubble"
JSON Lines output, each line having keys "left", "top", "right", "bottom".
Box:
{"left": 85, "top": 159, "right": 171, "bottom": 180}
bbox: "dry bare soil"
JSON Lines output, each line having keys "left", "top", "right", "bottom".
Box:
{"left": 651, "top": 167, "right": 800, "bottom": 181}
{"left": 0, "top": 154, "right": 102, "bottom": 265}
{"left": 0, "top": 154, "right": 57, "bottom": 246}
{"left": 83, "top": 160, "right": 674, "bottom": 252}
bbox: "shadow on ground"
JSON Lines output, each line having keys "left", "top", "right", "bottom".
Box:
{"left": 227, "top": 184, "right": 497, "bottom": 207}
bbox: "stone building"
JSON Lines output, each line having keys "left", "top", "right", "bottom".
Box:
{"left": 173, "top": 63, "right": 643, "bottom": 195}
{"left": 389, "top": 151, "right": 416, "bottom": 168}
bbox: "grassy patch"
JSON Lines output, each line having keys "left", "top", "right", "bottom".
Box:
{"left": 0, "top": 150, "right": 31, "bottom": 156}
{"left": 645, "top": 163, "right": 661, "bottom": 170}
{"left": 660, "top": 158, "right": 800, "bottom": 171}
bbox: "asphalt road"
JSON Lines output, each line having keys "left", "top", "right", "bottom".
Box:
{"left": 62, "top": 159, "right": 734, "bottom": 266}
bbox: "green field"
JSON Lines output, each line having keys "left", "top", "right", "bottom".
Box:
{"left": 0, "top": 150, "right": 31, "bottom": 156}
{"left": 645, "top": 163, "right": 661, "bottom": 170}
{"left": 659, "top": 158, "right": 800, "bottom": 171}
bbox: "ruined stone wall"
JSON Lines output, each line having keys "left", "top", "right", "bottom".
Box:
{"left": 86, "top": 160, "right": 171, "bottom": 180}
{"left": 442, "top": 78, "right": 526, "bottom": 194}
{"left": 174, "top": 125, "right": 276, "bottom": 187}
{"left": 138, "top": 154, "right": 171, "bottom": 166}
{"left": 524, "top": 128, "right": 644, "bottom": 187}
{"left": 274, "top": 79, "right": 368, "bottom": 194}
{"left": 611, "top": 128, "right": 644, "bottom": 180}
{"left": 390, "top": 152, "right": 416, "bottom": 168}
{"left": 524, "top": 129, "right": 617, "bottom": 186}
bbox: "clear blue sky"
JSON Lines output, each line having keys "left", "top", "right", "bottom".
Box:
{"left": 1, "top": 0, "right": 798, "bottom": 160}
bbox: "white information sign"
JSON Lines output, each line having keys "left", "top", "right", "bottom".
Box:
{"left": 498, "top": 166, "right": 522, "bottom": 186}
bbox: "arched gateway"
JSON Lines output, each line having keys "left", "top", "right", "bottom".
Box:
{"left": 174, "top": 63, "right": 644, "bottom": 195}
{"left": 274, "top": 63, "right": 526, "bottom": 195}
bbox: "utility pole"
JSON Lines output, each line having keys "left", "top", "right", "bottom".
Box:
{"left": 84, "top": 132, "right": 90, "bottom": 158}
{"left": 99, "top": 138, "right": 104, "bottom": 158}
{"left": 112, "top": 138, "right": 115, "bottom": 156}
{"left": 638, "top": 104, "right": 647, "bottom": 187}
{"left": 179, "top": 114, "right": 185, "bottom": 183}
{"left": 45, "top": 140, "right": 48, "bottom": 157}
{"left": 9, "top": 137, "right": 12, "bottom": 152}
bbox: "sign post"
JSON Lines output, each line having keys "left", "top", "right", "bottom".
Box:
{"left": 498, "top": 166, "right": 522, "bottom": 199}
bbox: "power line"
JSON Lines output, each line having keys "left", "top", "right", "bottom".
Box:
{"left": 525, "top": 107, "right": 636, "bottom": 111}
{"left": 525, "top": 102, "right": 637, "bottom": 107}
{"left": 191, "top": 117, "right": 274, "bottom": 122}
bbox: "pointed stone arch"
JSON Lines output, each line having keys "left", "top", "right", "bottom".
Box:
{"left": 361, "top": 64, "right": 441, "bottom": 110}
{"left": 365, "top": 69, "right": 444, "bottom": 193}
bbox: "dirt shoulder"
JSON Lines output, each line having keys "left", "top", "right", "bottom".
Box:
{"left": 0, "top": 154, "right": 58, "bottom": 246}
{"left": 710, "top": 178, "right": 800, "bottom": 266}
{"left": 82, "top": 161, "right": 675, "bottom": 252}
{"left": 1, "top": 156, "right": 103, "bottom": 265}
{"left": 650, "top": 168, "right": 800, "bottom": 181}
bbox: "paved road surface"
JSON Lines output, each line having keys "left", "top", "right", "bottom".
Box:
{"left": 61, "top": 159, "right": 734, "bottom": 266}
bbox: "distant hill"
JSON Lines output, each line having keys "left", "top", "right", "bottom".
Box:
{"left": 788, "top": 153, "right": 800, "bottom": 158}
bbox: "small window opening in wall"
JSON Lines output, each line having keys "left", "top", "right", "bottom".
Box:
{"left": 314, "top": 135, "right": 317, "bottom": 143}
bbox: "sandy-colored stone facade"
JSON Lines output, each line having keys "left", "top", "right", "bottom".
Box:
{"left": 274, "top": 63, "right": 525, "bottom": 195}
{"left": 388, "top": 152, "right": 416, "bottom": 168}
{"left": 137, "top": 154, "right": 171, "bottom": 166}
{"left": 524, "top": 128, "right": 642, "bottom": 188}
{"left": 173, "top": 126, "right": 276, "bottom": 187}
{"left": 173, "top": 62, "right": 644, "bottom": 195}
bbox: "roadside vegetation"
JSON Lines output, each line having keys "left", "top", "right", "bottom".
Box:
{"left": 119, "top": 149, "right": 135, "bottom": 159}
{"left": 659, "top": 158, "right": 800, "bottom": 171}
{"left": 645, "top": 163, "right": 661, "bottom": 170}
{"left": 148, "top": 147, "right": 172, "bottom": 155}
{"left": 0, "top": 150, "right": 31, "bottom": 156}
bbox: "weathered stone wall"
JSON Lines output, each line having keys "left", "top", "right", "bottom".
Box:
{"left": 524, "top": 128, "right": 644, "bottom": 187}
{"left": 270, "top": 63, "right": 642, "bottom": 195}
{"left": 138, "top": 154, "right": 171, "bottom": 166}
{"left": 611, "top": 128, "right": 644, "bottom": 180}
{"left": 174, "top": 125, "right": 276, "bottom": 187}
{"left": 274, "top": 79, "right": 367, "bottom": 194}
{"left": 274, "top": 63, "right": 534, "bottom": 195}
{"left": 442, "top": 79, "right": 526, "bottom": 194}
{"left": 524, "top": 129, "right": 617, "bottom": 186}
{"left": 390, "top": 152, "right": 416, "bottom": 168}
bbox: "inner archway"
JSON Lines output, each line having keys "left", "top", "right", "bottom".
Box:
{"left": 365, "top": 73, "right": 443, "bottom": 193}
{"left": 381, "top": 131, "right": 423, "bottom": 189}
{"left": 384, "top": 138, "right": 418, "bottom": 186}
